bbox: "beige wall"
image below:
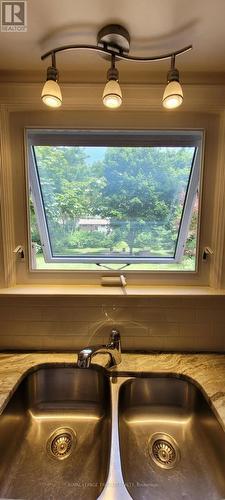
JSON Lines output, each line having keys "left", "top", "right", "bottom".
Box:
{"left": 0, "top": 295, "right": 224, "bottom": 352}
{"left": 0, "top": 84, "right": 225, "bottom": 352}
{"left": 9, "top": 110, "right": 220, "bottom": 286}
{"left": 0, "top": 84, "right": 225, "bottom": 289}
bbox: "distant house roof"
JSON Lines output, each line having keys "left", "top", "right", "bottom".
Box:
{"left": 78, "top": 218, "right": 109, "bottom": 225}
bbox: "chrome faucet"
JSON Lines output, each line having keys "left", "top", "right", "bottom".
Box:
{"left": 77, "top": 329, "right": 121, "bottom": 368}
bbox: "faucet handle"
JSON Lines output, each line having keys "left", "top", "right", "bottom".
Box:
{"left": 110, "top": 329, "right": 121, "bottom": 342}
{"left": 108, "top": 329, "right": 121, "bottom": 355}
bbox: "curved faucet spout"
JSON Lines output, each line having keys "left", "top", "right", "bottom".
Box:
{"left": 77, "top": 329, "right": 121, "bottom": 369}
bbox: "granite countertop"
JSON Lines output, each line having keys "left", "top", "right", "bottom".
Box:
{"left": 0, "top": 352, "right": 225, "bottom": 428}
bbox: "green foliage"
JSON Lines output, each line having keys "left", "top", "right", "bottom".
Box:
{"left": 113, "top": 241, "right": 129, "bottom": 252}
{"left": 67, "top": 230, "right": 114, "bottom": 251}
{"left": 30, "top": 144, "right": 198, "bottom": 261}
{"left": 30, "top": 198, "right": 41, "bottom": 246}
{"left": 99, "top": 147, "right": 193, "bottom": 253}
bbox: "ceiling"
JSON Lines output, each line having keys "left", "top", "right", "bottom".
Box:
{"left": 0, "top": 0, "right": 225, "bottom": 82}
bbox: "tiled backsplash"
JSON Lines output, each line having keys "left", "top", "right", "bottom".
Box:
{"left": 0, "top": 295, "right": 225, "bottom": 352}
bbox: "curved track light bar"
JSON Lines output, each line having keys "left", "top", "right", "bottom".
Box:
{"left": 41, "top": 43, "right": 192, "bottom": 63}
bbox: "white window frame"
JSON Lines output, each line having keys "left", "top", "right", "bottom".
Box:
{"left": 27, "top": 129, "right": 203, "bottom": 267}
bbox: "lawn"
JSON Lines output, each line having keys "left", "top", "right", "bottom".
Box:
{"left": 34, "top": 253, "right": 196, "bottom": 271}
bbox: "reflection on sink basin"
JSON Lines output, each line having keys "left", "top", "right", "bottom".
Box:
{"left": 0, "top": 366, "right": 111, "bottom": 500}
{"left": 119, "top": 376, "right": 225, "bottom": 500}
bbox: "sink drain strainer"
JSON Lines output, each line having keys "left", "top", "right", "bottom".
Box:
{"left": 47, "top": 428, "right": 76, "bottom": 460}
{"left": 149, "top": 433, "right": 180, "bottom": 469}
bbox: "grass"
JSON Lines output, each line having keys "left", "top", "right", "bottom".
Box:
{"left": 34, "top": 253, "right": 196, "bottom": 271}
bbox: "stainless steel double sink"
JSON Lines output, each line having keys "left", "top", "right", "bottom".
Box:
{"left": 0, "top": 365, "right": 224, "bottom": 500}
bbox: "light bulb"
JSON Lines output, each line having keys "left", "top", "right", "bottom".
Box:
{"left": 41, "top": 79, "right": 62, "bottom": 108}
{"left": 162, "top": 80, "right": 183, "bottom": 109}
{"left": 103, "top": 79, "right": 122, "bottom": 109}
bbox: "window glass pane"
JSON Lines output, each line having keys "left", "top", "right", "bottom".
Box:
{"left": 29, "top": 142, "right": 200, "bottom": 271}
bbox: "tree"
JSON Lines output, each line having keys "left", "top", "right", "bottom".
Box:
{"left": 31, "top": 144, "right": 196, "bottom": 260}
{"left": 33, "top": 146, "right": 104, "bottom": 253}
{"left": 99, "top": 147, "right": 193, "bottom": 254}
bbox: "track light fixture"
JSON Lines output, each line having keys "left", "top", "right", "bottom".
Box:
{"left": 41, "top": 24, "right": 192, "bottom": 110}
{"left": 162, "top": 55, "right": 183, "bottom": 109}
{"left": 41, "top": 54, "right": 62, "bottom": 108}
{"left": 102, "top": 55, "right": 122, "bottom": 108}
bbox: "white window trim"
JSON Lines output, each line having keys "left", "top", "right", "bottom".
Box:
{"left": 27, "top": 129, "right": 202, "bottom": 266}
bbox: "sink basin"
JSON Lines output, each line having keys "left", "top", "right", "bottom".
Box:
{"left": 1, "top": 367, "right": 225, "bottom": 500}
{"left": 0, "top": 366, "right": 111, "bottom": 500}
{"left": 119, "top": 376, "right": 225, "bottom": 500}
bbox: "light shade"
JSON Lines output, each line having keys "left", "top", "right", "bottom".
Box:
{"left": 102, "top": 80, "right": 122, "bottom": 109}
{"left": 162, "top": 80, "right": 183, "bottom": 109}
{"left": 41, "top": 80, "right": 62, "bottom": 108}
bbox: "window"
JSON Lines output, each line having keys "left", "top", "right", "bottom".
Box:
{"left": 27, "top": 130, "right": 203, "bottom": 272}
